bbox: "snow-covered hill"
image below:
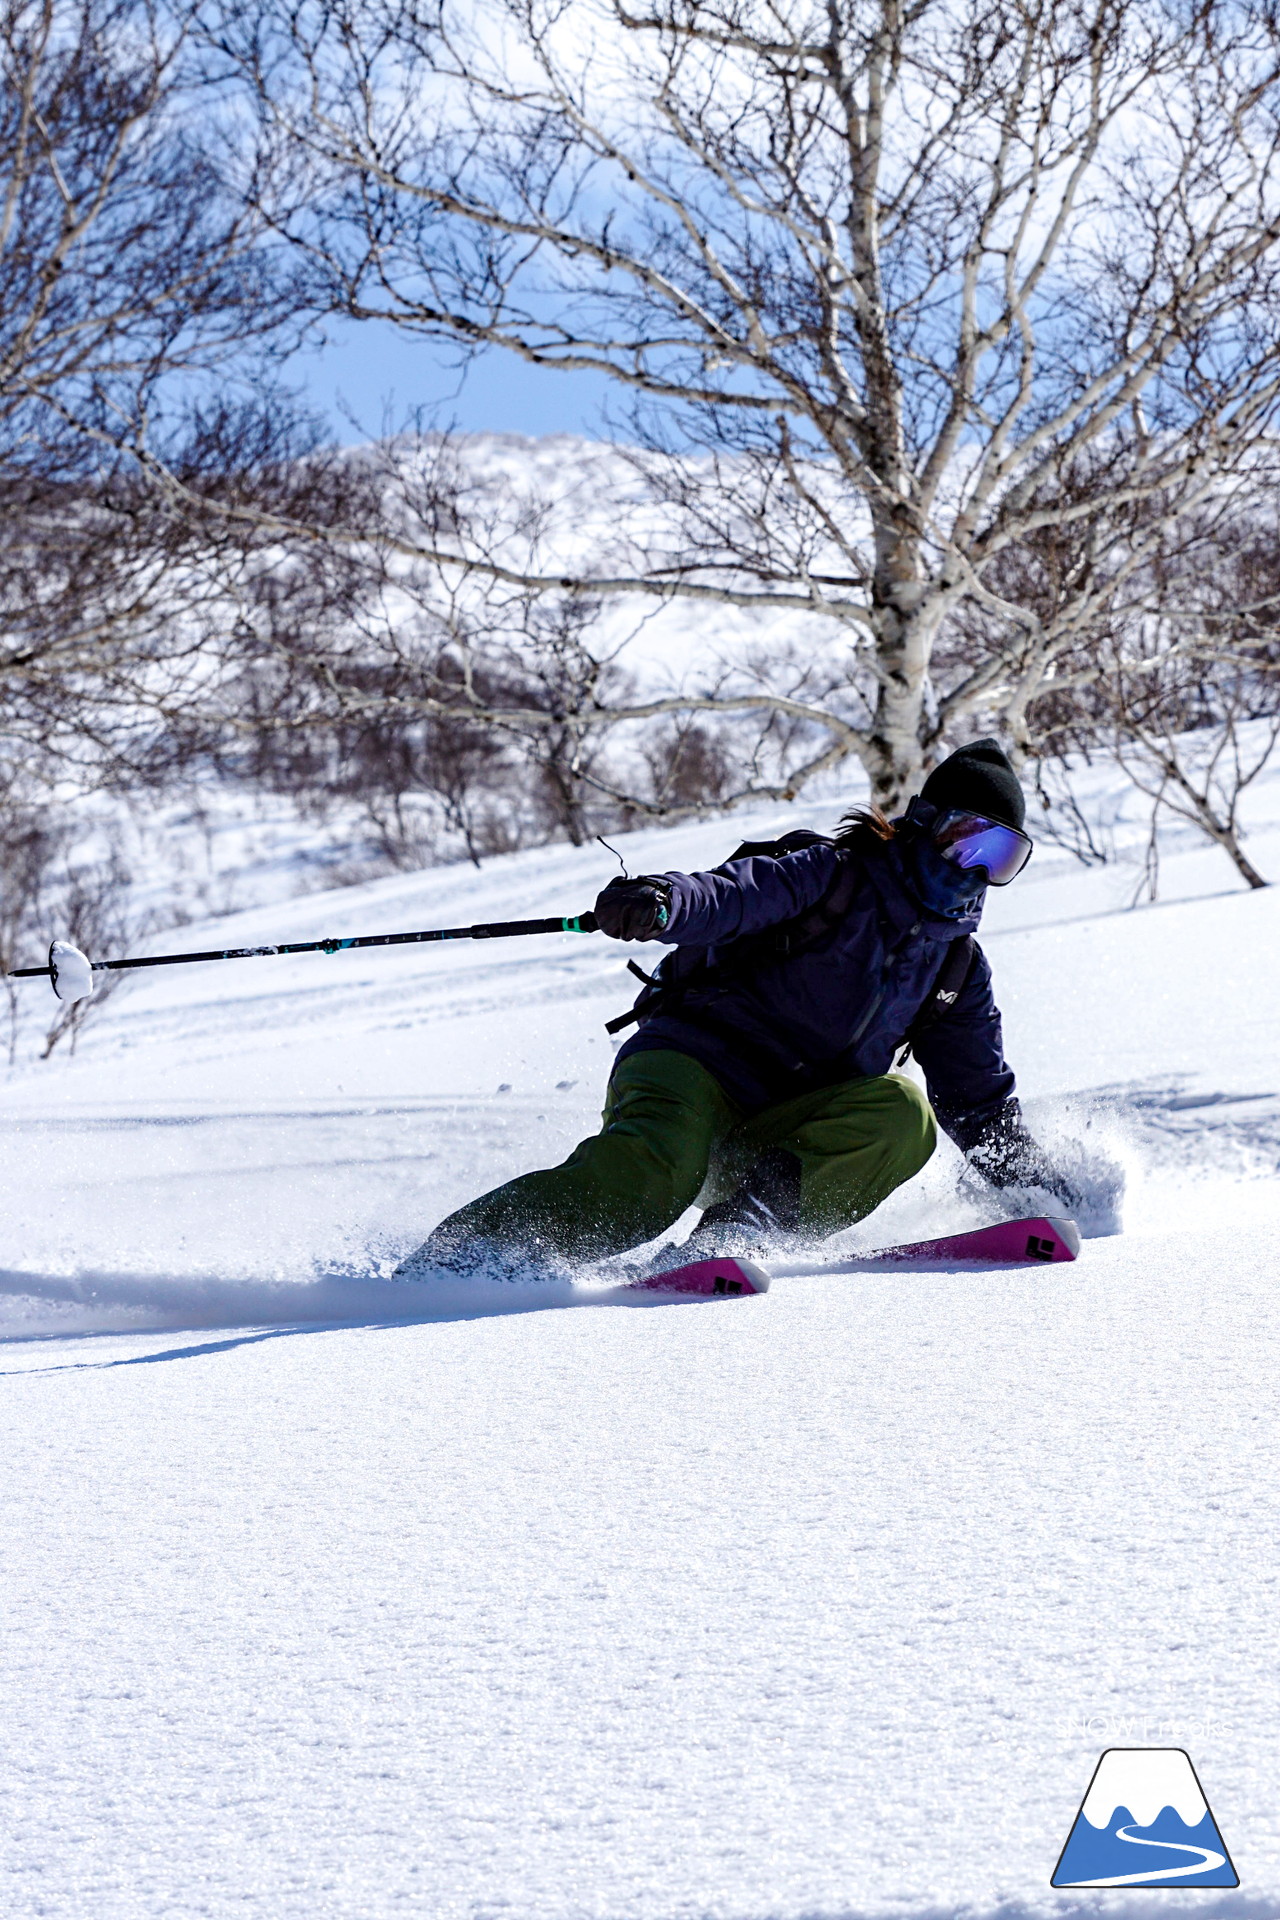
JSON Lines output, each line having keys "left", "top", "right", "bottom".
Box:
{"left": 1, "top": 759, "right": 1278, "bottom": 1919}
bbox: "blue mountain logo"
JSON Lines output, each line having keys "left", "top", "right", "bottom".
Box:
{"left": 1052, "top": 1748, "right": 1238, "bottom": 1888}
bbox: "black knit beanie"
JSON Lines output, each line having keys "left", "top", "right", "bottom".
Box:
{"left": 919, "top": 738, "right": 1025, "bottom": 831}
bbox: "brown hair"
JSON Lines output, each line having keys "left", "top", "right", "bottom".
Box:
{"left": 834, "top": 804, "right": 897, "bottom": 849}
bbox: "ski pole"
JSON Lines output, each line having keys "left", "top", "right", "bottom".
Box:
{"left": 8, "top": 912, "right": 601, "bottom": 1002}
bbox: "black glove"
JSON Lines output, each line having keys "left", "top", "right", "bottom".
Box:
{"left": 593, "top": 875, "right": 674, "bottom": 941}
{"left": 964, "top": 1101, "right": 1079, "bottom": 1208}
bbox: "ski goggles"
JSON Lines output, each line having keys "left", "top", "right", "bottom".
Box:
{"left": 933, "top": 809, "right": 1033, "bottom": 885}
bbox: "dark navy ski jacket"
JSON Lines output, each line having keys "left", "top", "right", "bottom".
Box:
{"left": 615, "top": 834, "right": 1016, "bottom": 1146}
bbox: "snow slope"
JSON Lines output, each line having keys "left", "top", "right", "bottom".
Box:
{"left": 2, "top": 765, "right": 1279, "bottom": 1920}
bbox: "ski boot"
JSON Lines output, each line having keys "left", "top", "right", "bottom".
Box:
{"left": 682, "top": 1146, "right": 804, "bottom": 1261}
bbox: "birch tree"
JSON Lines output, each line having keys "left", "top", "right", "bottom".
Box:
{"left": 0, "top": 0, "right": 306, "bottom": 790}
{"left": 1039, "top": 499, "right": 1280, "bottom": 889}
{"left": 214, "top": 0, "right": 1280, "bottom": 808}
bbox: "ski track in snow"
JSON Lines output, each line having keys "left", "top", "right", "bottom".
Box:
{"left": 3, "top": 775, "right": 1280, "bottom": 1919}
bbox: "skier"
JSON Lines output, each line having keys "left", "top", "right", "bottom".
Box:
{"left": 402, "top": 739, "right": 1079, "bottom": 1277}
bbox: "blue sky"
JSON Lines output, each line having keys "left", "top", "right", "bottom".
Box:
{"left": 291, "top": 316, "right": 617, "bottom": 442}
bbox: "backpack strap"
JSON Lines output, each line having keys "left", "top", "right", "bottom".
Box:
{"left": 895, "top": 935, "right": 976, "bottom": 1066}
{"left": 721, "top": 828, "right": 833, "bottom": 864}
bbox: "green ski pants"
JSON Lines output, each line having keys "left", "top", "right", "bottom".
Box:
{"left": 432, "top": 1049, "right": 937, "bottom": 1263}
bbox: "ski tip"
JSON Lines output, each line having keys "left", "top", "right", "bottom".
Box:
{"left": 620, "top": 1255, "right": 772, "bottom": 1298}
{"left": 1045, "top": 1217, "right": 1082, "bottom": 1259}
{"left": 1004, "top": 1217, "right": 1080, "bottom": 1263}
{"left": 733, "top": 1258, "right": 771, "bottom": 1294}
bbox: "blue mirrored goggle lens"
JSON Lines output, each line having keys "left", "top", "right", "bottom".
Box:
{"left": 934, "top": 812, "right": 1032, "bottom": 885}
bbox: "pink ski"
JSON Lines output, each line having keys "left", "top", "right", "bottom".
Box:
{"left": 622, "top": 1215, "right": 1079, "bottom": 1298}
{"left": 862, "top": 1215, "right": 1080, "bottom": 1265}
{"left": 620, "top": 1255, "right": 771, "bottom": 1298}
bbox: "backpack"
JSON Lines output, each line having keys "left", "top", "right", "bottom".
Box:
{"left": 605, "top": 829, "right": 975, "bottom": 1059}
